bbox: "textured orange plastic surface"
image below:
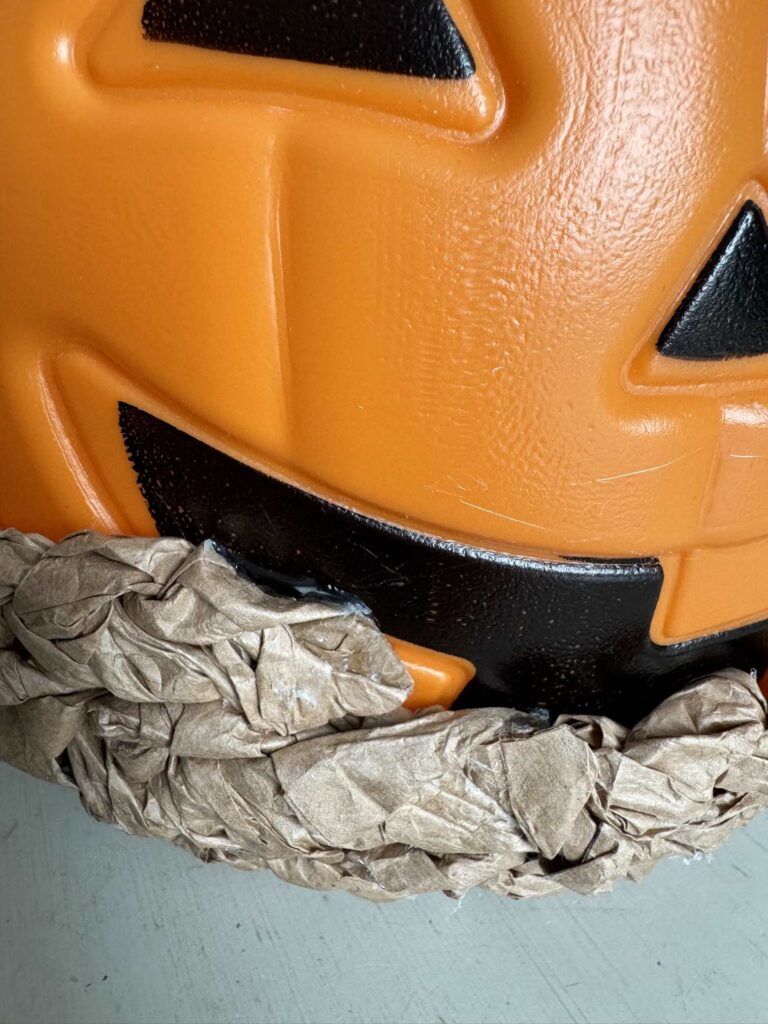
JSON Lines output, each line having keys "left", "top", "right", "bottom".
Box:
{"left": 389, "top": 638, "right": 476, "bottom": 712}
{"left": 1, "top": 1, "right": 768, "bottom": 680}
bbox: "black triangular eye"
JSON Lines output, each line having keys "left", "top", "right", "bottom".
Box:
{"left": 657, "top": 201, "right": 768, "bottom": 361}
{"left": 141, "top": 0, "right": 476, "bottom": 80}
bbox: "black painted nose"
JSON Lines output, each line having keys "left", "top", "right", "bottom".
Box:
{"left": 657, "top": 200, "right": 768, "bottom": 361}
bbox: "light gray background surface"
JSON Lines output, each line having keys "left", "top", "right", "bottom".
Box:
{"left": 2, "top": 760, "right": 768, "bottom": 1024}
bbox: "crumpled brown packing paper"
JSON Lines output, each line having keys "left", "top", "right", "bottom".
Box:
{"left": 1, "top": 529, "right": 768, "bottom": 901}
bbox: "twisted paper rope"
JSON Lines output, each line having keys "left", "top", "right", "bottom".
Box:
{"left": 1, "top": 530, "right": 767, "bottom": 901}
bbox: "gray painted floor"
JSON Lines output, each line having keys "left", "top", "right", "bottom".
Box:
{"left": 1, "top": 762, "right": 768, "bottom": 1024}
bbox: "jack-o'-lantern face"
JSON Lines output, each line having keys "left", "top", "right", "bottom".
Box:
{"left": 1, "top": 0, "right": 768, "bottom": 719}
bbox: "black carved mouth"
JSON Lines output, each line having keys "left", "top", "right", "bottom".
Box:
{"left": 119, "top": 402, "right": 768, "bottom": 724}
